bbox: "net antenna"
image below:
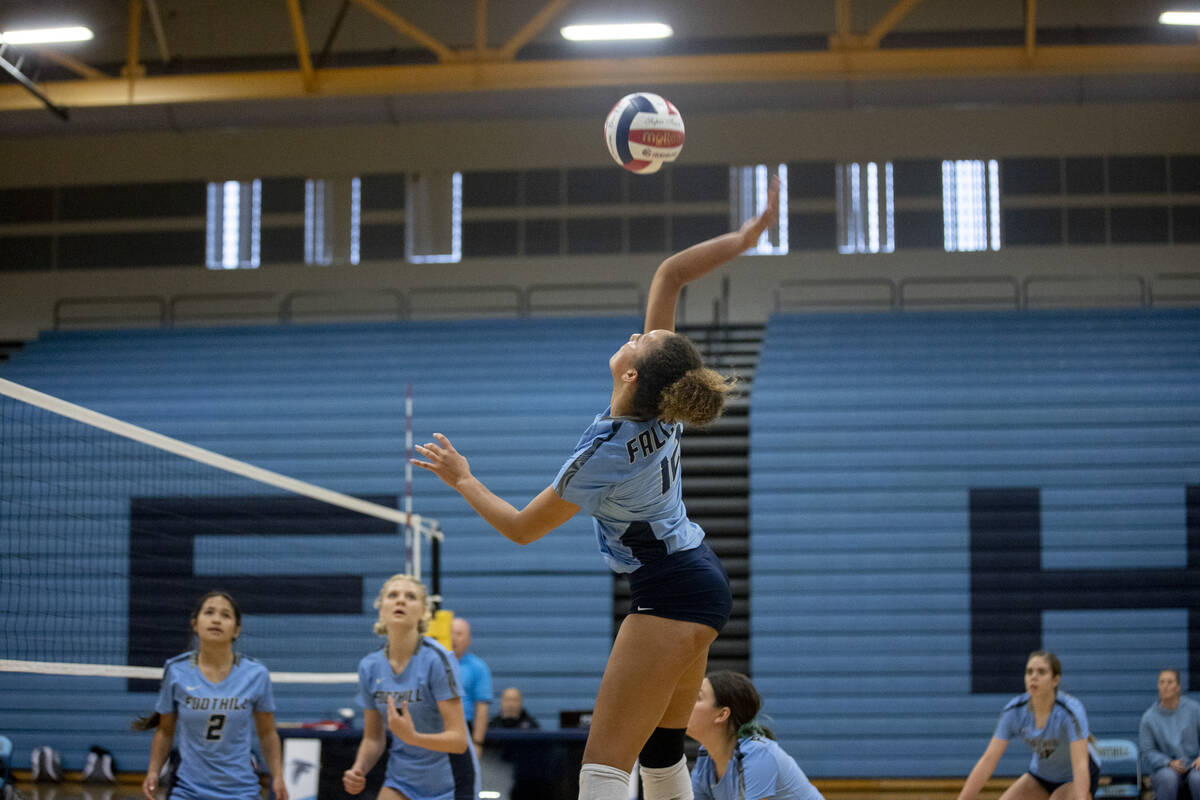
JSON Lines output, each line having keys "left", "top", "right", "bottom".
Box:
{"left": 0, "top": 376, "right": 444, "bottom": 682}
{"left": 405, "top": 381, "right": 442, "bottom": 604}
{"left": 405, "top": 382, "right": 416, "bottom": 578}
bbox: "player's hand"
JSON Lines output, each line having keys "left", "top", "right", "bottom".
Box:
{"left": 343, "top": 765, "right": 367, "bottom": 795}
{"left": 272, "top": 775, "right": 289, "bottom": 800}
{"left": 411, "top": 433, "right": 472, "bottom": 491}
{"left": 738, "top": 174, "right": 779, "bottom": 249}
{"left": 142, "top": 772, "right": 159, "bottom": 800}
{"left": 386, "top": 695, "right": 417, "bottom": 744}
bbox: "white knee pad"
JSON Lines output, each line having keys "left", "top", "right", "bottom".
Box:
{"left": 580, "top": 762, "right": 633, "bottom": 800}
{"left": 640, "top": 756, "right": 693, "bottom": 800}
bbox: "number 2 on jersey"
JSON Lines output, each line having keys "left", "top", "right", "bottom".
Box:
{"left": 659, "top": 445, "right": 681, "bottom": 494}
{"left": 205, "top": 714, "right": 226, "bottom": 740}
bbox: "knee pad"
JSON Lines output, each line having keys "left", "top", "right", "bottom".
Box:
{"left": 639, "top": 727, "right": 686, "bottom": 769}
{"left": 579, "top": 763, "right": 632, "bottom": 800}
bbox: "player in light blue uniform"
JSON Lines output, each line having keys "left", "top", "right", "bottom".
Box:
{"left": 138, "top": 590, "right": 286, "bottom": 800}
{"left": 343, "top": 574, "right": 477, "bottom": 800}
{"left": 958, "top": 651, "right": 1100, "bottom": 800}
{"left": 688, "top": 671, "right": 824, "bottom": 800}
{"left": 412, "top": 177, "right": 780, "bottom": 800}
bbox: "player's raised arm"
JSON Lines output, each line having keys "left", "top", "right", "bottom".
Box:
{"left": 411, "top": 433, "right": 580, "bottom": 545}
{"left": 643, "top": 175, "right": 779, "bottom": 334}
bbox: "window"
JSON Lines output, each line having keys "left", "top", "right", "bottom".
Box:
{"left": 942, "top": 160, "right": 1000, "bottom": 252}
{"left": 304, "top": 177, "right": 361, "bottom": 266}
{"left": 731, "top": 164, "right": 788, "bottom": 255}
{"left": 206, "top": 180, "right": 261, "bottom": 269}
{"left": 837, "top": 161, "right": 894, "bottom": 254}
{"left": 406, "top": 172, "right": 462, "bottom": 264}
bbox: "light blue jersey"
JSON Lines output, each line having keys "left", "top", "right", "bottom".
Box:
{"left": 154, "top": 652, "right": 275, "bottom": 800}
{"left": 692, "top": 737, "right": 825, "bottom": 800}
{"left": 356, "top": 638, "right": 478, "bottom": 800}
{"left": 995, "top": 691, "right": 1100, "bottom": 783}
{"left": 553, "top": 406, "right": 704, "bottom": 573}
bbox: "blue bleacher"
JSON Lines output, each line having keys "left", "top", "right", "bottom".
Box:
{"left": 750, "top": 308, "right": 1200, "bottom": 777}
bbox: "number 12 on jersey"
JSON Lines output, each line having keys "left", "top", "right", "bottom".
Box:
{"left": 660, "top": 445, "right": 681, "bottom": 494}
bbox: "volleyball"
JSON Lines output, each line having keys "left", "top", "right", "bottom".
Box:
{"left": 603, "top": 92, "right": 685, "bottom": 174}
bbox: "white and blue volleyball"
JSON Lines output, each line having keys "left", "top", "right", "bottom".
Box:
{"left": 603, "top": 92, "right": 685, "bottom": 174}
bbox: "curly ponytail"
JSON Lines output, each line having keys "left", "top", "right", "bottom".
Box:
{"left": 630, "top": 333, "right": 733, "bottom": 426}
{"left": 659, "top": 367, "right": 733, "bottom": 427}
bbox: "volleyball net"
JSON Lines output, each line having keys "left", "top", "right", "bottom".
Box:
{"left": 0, "top": 377, "right": 443, "bottom": 688}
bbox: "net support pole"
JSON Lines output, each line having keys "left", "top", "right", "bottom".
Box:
{"left": 405, "top": 382, "right": 417, "bottom": 578}
{"left": 431, "top": 529, "right": 441, "bottom": 599}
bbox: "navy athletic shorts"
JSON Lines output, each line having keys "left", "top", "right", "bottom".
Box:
{"left": 1029, "top": 759, "right": 1099, "bottom": 797}
{"left": 626, "top": 542, "right": 732, "bottom": 633}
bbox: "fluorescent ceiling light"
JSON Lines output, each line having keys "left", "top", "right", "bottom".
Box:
{"left": 0, "top": 26, "right": 94, "bottom": 44}
{"left": 1159, "top": 10, "right": 1200, "bottom": 24}
{"left": 561, "top": 23, "right": 673, "bottom": 41}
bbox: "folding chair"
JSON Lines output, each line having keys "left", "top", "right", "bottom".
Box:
{"left": 1095, "top": 738, "right": 1142, "bottom": 798}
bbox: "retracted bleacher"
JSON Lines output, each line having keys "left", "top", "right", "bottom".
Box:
{"left": 750, "top": 309, "right": 1200, "bottom": 778}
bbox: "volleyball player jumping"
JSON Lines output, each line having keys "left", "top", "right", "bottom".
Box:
{"left": 342, "top": 573, "right": 478, "bottom": 800}
{"left": 136, "top": 590, "right": 286, "bottom": 800}
{"left": 412, "top": 177, "right": 780, "bottom": 800}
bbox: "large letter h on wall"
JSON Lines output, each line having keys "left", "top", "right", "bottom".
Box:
{"left": 969, "top": 487, "right": 1200, "bottom": 694}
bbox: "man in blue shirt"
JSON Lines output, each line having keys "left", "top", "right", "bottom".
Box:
{"left": 452, "top": 617, "right": 494, "bottom": 755}
{"left": 1140, "top": 669, "right": 1200, "bottom": 800}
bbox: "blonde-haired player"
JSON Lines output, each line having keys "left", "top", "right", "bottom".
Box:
{"left": 343, "top": 574, "right": 478, "bottom": 800}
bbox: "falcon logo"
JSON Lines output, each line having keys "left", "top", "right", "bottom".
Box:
{"left": 290, "top": 759, "right": 315, "bottom": 782}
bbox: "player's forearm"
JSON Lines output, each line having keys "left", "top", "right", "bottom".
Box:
{"left": 453, "top": 476, "right": 540, "bottom": 545}
{"left": 352, "top": 734, "right": 386, "bottom": 772}
{"left": 260, "top": 732, "right": 284, "bottom": 782}
{"left": 957, "top": 756, "right": 996, "bottom": 800}
{"left": 406, "top": 728, "right": 471, "bottom": 754}
{"left": 655, "top": 230, "right": 754, "bottom": 288}
{"left": 1072, "top": 760, "right": 1090, "bottom": 800}
{"left": 146, "top": 727, "right": 173, "bottom": 775}
{"left": 472, "top": 710, "right": 488, "bottom": 745}
{"left": 956, "top": 771, "right": 985, "bottom": 800}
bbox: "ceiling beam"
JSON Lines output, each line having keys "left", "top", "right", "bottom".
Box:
{"left": 864, "top": 0, "right": 926, "bottom": 49}
{"left": 475, "top": 0, "right": 488, "bottom": 56}
{"left": 145, "top": 0, "right": 171, "bottom": 63}
{"left": 1025, "top": 0, "right": 1037, "bottom": 59}
{"left": 499, "top": 0, "right": 574, "bottom": 60}
{"left": 0, "top": 43, "right": 1196, "bottom": 112}
{"left": 349, "top": 0, "right": 456, "bottom": 62}
{"left": 124, "top": 0, "right": 144, "bottom": 80}
{"left": 0, "top": 51, "right": 70, "bottom": 120}
{"left": 831, "top": 0, "right": 853, "bottom": 50}
{"left": 285, "top": 0, "right": 316, "bottom": 90}
{"left": 30, "top": 47, "right": 108, "bottom": 81}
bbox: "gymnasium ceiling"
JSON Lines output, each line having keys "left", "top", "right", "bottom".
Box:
{"left": 0, "top": 0, "right": 1198, "bottom": 137}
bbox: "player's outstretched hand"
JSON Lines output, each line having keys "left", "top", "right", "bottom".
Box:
{"left": 411, "top": 433, "right": 472, "bottom": 490}
{"left": 737, "top": 174, "right": 780, "bottom": 249}
{"left": 343, "top": 765, "right": 367, "bottom": 795}
{"left": 386, "top": 695, "right": 417, "bottom": 744}
{"left": 142, "top": 772, "right": 159, "bottom": 800}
